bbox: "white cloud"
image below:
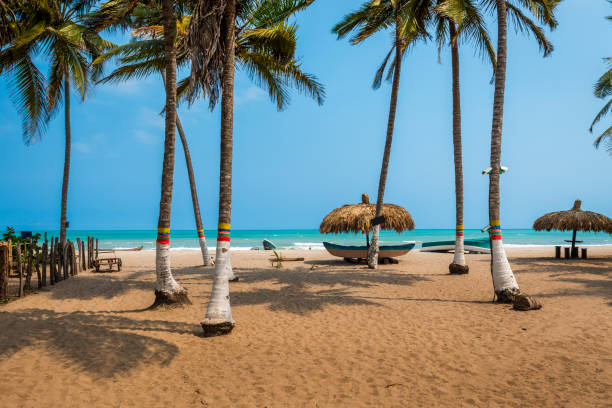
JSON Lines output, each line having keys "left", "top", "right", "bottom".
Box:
{"left": 73, "top": 142, "right": 91, "bottom": 153}
{"left": 237, "top": 86, "right": 266, "bottom": 105}
{"left": 133, "top": 129, "right": 158, "bottom": 145}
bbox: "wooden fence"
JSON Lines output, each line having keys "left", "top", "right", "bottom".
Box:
{"left": 0, "top": 235, "right": 99, "bottom": 302}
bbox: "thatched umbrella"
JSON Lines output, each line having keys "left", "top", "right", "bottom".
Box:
{"left": 319, "top": 194, "right": 415, "bottom": 246}
{"left": 533, "top": 200, "right": 612, "bottom": 254}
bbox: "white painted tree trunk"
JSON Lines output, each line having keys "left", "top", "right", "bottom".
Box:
{"left": 452, "top": 233, "right": 466, "bottom": 266}
{"left": 198, "top": 230, "right": 213, "bottom": 266}
{"left": 367, "top": 225, "right": 380, "bottom": 268}
{"left": 490, "top": 237, "right": 518, "bottom": 293}
{"left": 490, "top": 223, "right": 519, "bottom": 299}
{"left": 201, "top": 237, "right": 234, "bottom": 333}
{"left": 155, "top": 240, "right": 183, "bottom": 293}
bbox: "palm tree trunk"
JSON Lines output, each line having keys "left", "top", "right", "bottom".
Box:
{"left": 153, "top": 0, "right": 190, "bottom": 307}
{"left": 449, "top": 22, "right": 468, "bottom": 275}
{"left": 489, "top": 0, "right": 519, "bottom": 301}
{"left": 367, "top": 14, "right": 403, "bottom": 269}
{"left": 176, "top": 115, "right": 213, "bottom": 266}
{"left": 59, "top": 73, "right": 70, "bottom": 244}
{"left": 160, "top": 70, "right": 213, "bottom": 267}
{"left": 201, "top": 0, "right": 236, "bottom": 336}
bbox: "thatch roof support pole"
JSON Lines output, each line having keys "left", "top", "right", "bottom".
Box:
{"left": 571, "top": 229, "right": 577, "bottom": 257}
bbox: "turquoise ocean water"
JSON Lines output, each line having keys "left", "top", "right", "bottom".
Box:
{"left": 25, "top": 229, "right": 612, "bottom": 250}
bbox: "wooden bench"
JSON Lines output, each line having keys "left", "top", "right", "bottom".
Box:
{"left": 93, "top": 257, "right": 122, "bottom": 272}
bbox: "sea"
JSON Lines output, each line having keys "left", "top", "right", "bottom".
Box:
{"left": 22, "top": 229, "right": 612, "bottom": 250}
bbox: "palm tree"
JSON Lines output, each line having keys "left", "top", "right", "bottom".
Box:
{"left": 93, "top": 6, "right": 324, "bottom": 277}
{"left": 589, "top": 5, "right": 612, "bottom": 153}
{"left": 148, "top": 0, "right": 191, "bottom": 306}
{"left": 333, "top": 0, "right": 428, "bottom": 269}
{"left": 432, "top": 0, "right": 495, "bottom": 275}
{"left": 200, "top": 0, "right": 323, "bottom": 336}
{"left": 0, "top": 0, "right": 110, "bottom": 244}
{"left": 200, "top": 0, "right": 237, "bottom": 335}
{"left": 90, "top": 0, "right": 323, "bottom": 309}
{"left": 487, "top": 0, "right": 559, "bottom": 302}
{"left": 95, "top": 18, "right": 214, "bottom": 267}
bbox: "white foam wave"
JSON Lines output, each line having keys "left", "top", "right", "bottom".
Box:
{"left": 292, "top": 242, "right": 324, "bottom": 250}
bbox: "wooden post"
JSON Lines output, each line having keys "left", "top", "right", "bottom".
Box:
{"left": 0, "top": 243, "right": 8, "bottom": 300}
{"left": 87, "top": 237, "right": 91, "bottom": 268}
{"left": 49, "top": 239, "right": 54, "bottom": 285}
{"left": 75, "top": 238, "right": 81, "bottom": 274}
{"left": 35, "top": 245, "right": 42, "bottom": 288}
{"left": 41, "top": 241, "right": 47, "bottom": 287}
{"left": 63, "top": 242, "right": 69, "bottom": 279}
{"left": 81, "top": 240, "right": 86, "bottom": 270}
{"left": 17, "top": 243, "right": 23, "bottom": 297}
{"left": 571, "top": 229, "right": 577, "bottom": 258}
{"left": 25, "top": 239, "right": 33, "bottom": 290}
{"left": 71, "top": 242, "right": 77, "bottom": 276}
{"left": 56, "top": 238, "right": 63, "bottom": 282}
{"left": 95, "top": 238, "right": 99, "bottom": 261}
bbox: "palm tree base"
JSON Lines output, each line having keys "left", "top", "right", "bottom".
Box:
{"left": 449, "top": 263, "right": 469, "bottom": 275}
{"left": 512, "top": 293, "right": 542, "bottom": 311}
{"left": 201, "top": 320, "right": 235, "bottom": 337}
{"left": 151, "top": 289, "right": 191, "bottom": 308}
{"left": 494, "top": 287, "right": 521, "bottom": 303}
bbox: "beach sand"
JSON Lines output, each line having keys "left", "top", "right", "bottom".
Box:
{"left": 0, "top": 247, "right": 610, "bottom": 407}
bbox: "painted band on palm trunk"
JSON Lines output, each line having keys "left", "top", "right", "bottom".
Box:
{"left": 157, "top": 227, "right": 170, "bottom": 245}
{"left": 490, "top": 220, "right": 502, "bottom": 241}
{"left": 217, "top": 223, "right": 230, "bottom": 242}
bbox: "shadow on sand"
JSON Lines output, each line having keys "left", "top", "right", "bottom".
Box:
{"left": 218, "top": 266, "right": 431, "bottom": 315}
{"left": 0, "top": 308, "right": 199, "bottom": 378}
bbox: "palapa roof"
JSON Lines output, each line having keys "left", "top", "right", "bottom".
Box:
{"left": 319, "top": 193, "right": 415, "bottom": 234}
{"left": 533, "top": 200, "right": 612, "bottom": 233}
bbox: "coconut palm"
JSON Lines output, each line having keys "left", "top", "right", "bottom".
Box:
{"left": 90, "top": 0, "right": 323, "bottom": 310}
{"left": 0, "top": 0, "right": 110, "bottom": 244}
{"left": 589, "top": 5, "right": 612, "bottom": 154}
{"left": 94, "top": 17, "right": 214, "bottom": 267}
{"left": 199, "top": 0, "right": 323, "bottom": 336}
{"left": 486, "top": 0, "right": 559, "bottom": 302}
{"left": 94, "top": 8, "right": 324, "bottom": 277}
{"left": 433, "top": 0, "right": 495, "bottom": 275}
{"left": 333, "top": 0, "right": 429, "bottom": 269}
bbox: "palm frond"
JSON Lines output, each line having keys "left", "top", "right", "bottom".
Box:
{"left": 593, "top": 124, "right": 612, "bottom": 153}
{"left": 589, "top": 98, "right": 612, "bottom": 133}
{"left": 98, "top": 58, "right": 165, "bottom": 84}
{"left": 505, "top": 1, "right": 553, "bottom": 57}
{"left": 7, "top": 53, "right": 50, "bottom": 144}
{"left": 245, "top": 0, "right": 315, "bottom": 28}
{"left": 373, "top": 45, "right": 394, "bottom": 89}
{"left": 594, "top": 62, "right": 612, "bottom": 99}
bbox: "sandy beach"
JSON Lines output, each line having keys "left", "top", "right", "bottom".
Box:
{"left": 0, "top": 247, "right": 610, "bottom": 407}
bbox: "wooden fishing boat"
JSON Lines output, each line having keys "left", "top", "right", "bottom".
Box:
{"left": 323, "top": 241, "right": 415, "bottom": 260}
{"left": 98, "top": 246, "right": 143, "bottom": 252}
{"left": 262, "top": 239, "right": 277, "bottom": 250}
{"left": 420, "top": 238, "right": 490, "bottom": 254}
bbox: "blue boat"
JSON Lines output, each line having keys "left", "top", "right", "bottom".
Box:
{"left": 420, "top": 237, "right": 490, "bottom": 254}
{"left": 262, "top": 239, "right": 277, "bottom": 250}
{"left": 323, "top": 241, "right": 415, "bottom": 260}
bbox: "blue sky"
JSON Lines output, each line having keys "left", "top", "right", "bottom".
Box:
{"left": 1, "top": 0, "right": 611, "bottom": 231}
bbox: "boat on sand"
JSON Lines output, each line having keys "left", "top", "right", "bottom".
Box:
{"left": 420, "top": 238, "right": 490, "bottom": 254}
{"left": 323, "top": 241, "right": 415, "bottom": 261}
